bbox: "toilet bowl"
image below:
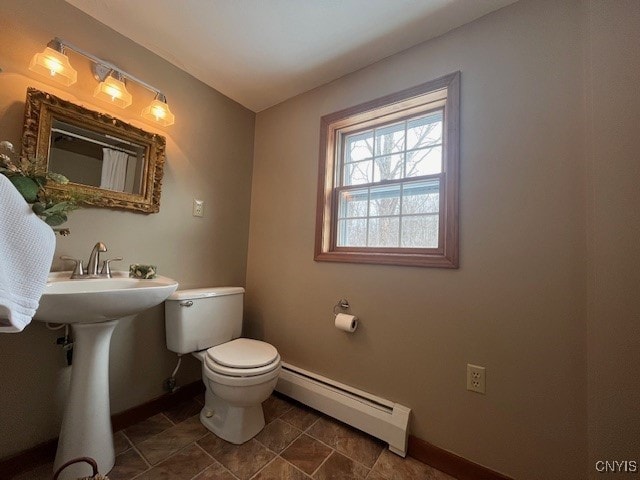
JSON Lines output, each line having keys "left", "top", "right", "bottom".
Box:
{"left": 194, "top": 338, "right": 281, "bottom": 443}
{"left": 165, "top": 288, "right": 280, "bottom": 444}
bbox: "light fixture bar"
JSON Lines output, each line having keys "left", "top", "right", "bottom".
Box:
{"left": 51, "top": 37, "right": 165, "bottom": 98}
{"left": 32, "top": 37, "right": 175, "bottom": 125}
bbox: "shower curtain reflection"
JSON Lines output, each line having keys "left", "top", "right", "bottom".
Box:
{"left": 100, "top": 148, "right": 129, "bottom": 192}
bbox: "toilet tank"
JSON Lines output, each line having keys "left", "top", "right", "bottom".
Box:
{"left": 165, "top": 287, "right": 244, "bottom": 354}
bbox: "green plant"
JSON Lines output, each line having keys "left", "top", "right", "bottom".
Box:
{"left": 0, "top": 140, "right": 82, "bottom": 227}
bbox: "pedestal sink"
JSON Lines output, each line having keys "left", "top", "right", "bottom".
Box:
{"left": 35, "top": 272, "right": 178, "bottom": 480}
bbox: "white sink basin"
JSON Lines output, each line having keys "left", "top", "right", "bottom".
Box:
{"left": 36, "top": 271, "right": 178, "bottom": 324}
{"left": 35, "top": 271, "right": 178, "bottom": 479}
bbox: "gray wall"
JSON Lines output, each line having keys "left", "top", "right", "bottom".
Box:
{"left": 0, "top": 0, "right": 255, "bottom": 457}
{"left": 247, "top": 1, "right": 640, "bottom": 478}
{"left": 246, "top": 1, "right": 588, "bottom": 479}
{"left": 585, "top": 0, "right": 640, "bottom": 476}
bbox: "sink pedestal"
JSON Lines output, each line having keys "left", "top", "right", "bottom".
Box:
{"left": 54, "top": 320, "right": 119, "bottom": 480}
{"left": 36, "top": 271, "right": 179, "bottom": 479}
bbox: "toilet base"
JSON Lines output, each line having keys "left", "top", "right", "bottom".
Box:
{"left": 200, "top": 390, "right": 265, "bottom": 444}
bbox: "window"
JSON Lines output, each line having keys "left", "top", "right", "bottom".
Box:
{"left": 315, "top": 72, "right": 460, "bottom": 268}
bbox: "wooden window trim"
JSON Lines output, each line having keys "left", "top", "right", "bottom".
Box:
{"left": 314, "top": 72, "right": 460, "bottom": 268}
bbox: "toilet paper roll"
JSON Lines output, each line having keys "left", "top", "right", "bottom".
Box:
{"left": 335, "top": 313, "right": 358, "bottom": 333}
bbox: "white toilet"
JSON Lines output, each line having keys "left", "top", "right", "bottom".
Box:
{"left": 165, "top": 287, "right": 281, "bottom": 444}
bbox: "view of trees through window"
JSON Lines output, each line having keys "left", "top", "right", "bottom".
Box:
{"left": 316, "top": 72, "right": 459, "bottom": 267}
{"left": 336, "top": 109, "right": 443, "bottom": 248}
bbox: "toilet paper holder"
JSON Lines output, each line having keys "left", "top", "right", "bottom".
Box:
{"left": 332, "top": 298, "right": 350, "bottom": 316}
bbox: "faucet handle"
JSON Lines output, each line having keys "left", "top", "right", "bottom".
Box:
{"left": 100, "top": 257, "right": 123, "bottom": 278}
{"left": 60, "top": 256, "right": 84, "bottom": 278}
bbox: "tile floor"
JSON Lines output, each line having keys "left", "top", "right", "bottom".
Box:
{"left": 16, "top": 393, "right": 457, "bottom": 480}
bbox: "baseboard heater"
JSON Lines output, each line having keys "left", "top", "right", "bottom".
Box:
{"left": 276, "top": 362, "right": 411, "bottom": 456}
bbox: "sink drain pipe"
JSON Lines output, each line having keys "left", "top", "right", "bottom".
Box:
{"left": 50, "top": 324, "right": 74, "bottom": 366}
{"left": 164, "top": 354, "right": 182, "bottom": 393}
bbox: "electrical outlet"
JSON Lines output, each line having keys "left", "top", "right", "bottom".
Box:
{"left": 467, "top": 364, "right": 486, "bottom": 394}
{"left": 192, "top": 199, "right": 204, "bottom": 217}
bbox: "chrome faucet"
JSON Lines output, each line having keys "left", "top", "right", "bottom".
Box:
{"left": 60, "top": 242, "right": 121, "bottom": 279}
{"left": 87, "top": 242, "right": 107, "bottom": 276}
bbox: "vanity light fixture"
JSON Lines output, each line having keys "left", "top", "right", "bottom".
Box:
{"left": 29, "top": 40, "right": 77, "bottom": 87}
{"left": 29, "top": 38, "right": 175, "bottom": 126}
{"left": 141, "top": 93, "right": 175, "bottom": 127}
{"left": 93, "top": 71, "right": 133, "bottom": 109}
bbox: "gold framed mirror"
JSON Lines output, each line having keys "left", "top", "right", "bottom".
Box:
{"left": 21, "top": 87, "right": 166, "bottom": 213}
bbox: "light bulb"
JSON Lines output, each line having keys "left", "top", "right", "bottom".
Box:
{"left": 45, "top": 57, "right": 63, "bottom": 75}
{"left": 105, "top": 85, "right": 121, "bottom": 100}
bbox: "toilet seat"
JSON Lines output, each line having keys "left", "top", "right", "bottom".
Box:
{"left": 205, "top": 338, "right": 280, "bottom": 377}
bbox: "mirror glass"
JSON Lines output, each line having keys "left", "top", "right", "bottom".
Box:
{"left": 49, "top": 120, "right": 147, "bottom": 194}
{"left": 22, "top": 88, "right": 166, "bottom": 213}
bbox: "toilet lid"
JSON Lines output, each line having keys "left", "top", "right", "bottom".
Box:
{"left": 206, "top": 338, "right": 278, "bottom": 369}
{"left": 205, "top": 353, "right": 281, "bottom": 378}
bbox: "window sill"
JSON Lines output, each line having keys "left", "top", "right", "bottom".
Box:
{"left": 314, "top": 250, "right": 458, "bottom": 268}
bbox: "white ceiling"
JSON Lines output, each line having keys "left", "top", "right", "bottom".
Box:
{"left": 65, "top": 0, "right": 516, "bottom": 112}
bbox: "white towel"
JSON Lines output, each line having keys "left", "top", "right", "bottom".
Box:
{"left": 0, "top": 175, "right": 56, "bottom": 332}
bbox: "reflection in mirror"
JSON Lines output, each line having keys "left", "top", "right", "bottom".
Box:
{"left": 49, "top": 120, "right": 146, "bottom": 194}
{"left": 22, "top": 87, "right": 166, "bottom": 213}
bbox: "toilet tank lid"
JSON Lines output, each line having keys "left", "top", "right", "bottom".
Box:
{"left": 167, "top": 287, "right": 245, "bottom": 301}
